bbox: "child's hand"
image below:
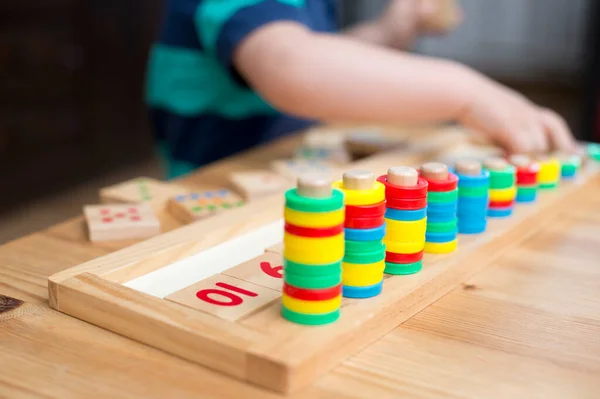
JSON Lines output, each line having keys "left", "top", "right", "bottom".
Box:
{"left": 458, "top": 80, "right": 576, "bottom": 154}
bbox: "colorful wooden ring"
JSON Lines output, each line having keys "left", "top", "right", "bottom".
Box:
{"left": 487, "top": 206, "right": 513, "bottom": 218}
{"left": 384, "top": 207, "right": 427, "bottom": 221}
{"left": 425, "top": 230, "right": 458, "bottom": 243}
{"left": 427, "top": 189, "right": 459, "bottom": 203}
{"left": 343, "top": 247, "right": 386, "bottom": 264}
{"left": 385, "top": 196, "right": 428, "bottom": 210}
{"left": 331, "top": 180, "right": 386, "bottom": 206}
{"left": 281, "top": 293, "right": 341, "bottom": 314}
{"left": 376, "top": 175, "right": 428, "bottom": 199}
{"left": 283, "top": 259, "right": 342, "bottom": 277}
{"left": 385, "top": 250, "right": 423, "bottom": 264}
{"left": 342, "top": 281, "right": 383, "bottom": 298}
{"left": 281, "top": 306, "right": 339, "bottom": 325}
{"left": 283, "top": 270, "right": 342, "bottom": 290}
{"left": 458, "top": 221, "right": 487, "bottom": 234}
{"left": 458, "top": 185, "right": 489, "bottom": 197}
{"left": 419, "top": 172, "right": 459, "bottom": 192}
{"left": 284, "top": 222, "right": 344, "bottom": 238}
{"left": 285, "top": 188, "right": 344, "bottom": 213}
{"left": 344, "top": 215, "right": 385, "bottom": 229}
{"left": 424, "top": 239, "right": 457, "bottom": 254}
{"left": 488, "top": 199, "right": 515, "bottom": 208}
{"left": 345, "top": 201, "right": 386, "bottom": 219}
{"left": 283, "top": 233, "right": 344, "bottom": 265}
{"left": 283, "top": 282, "right": 342, "bottom": 301}
{"left": 383, "top": 239, "right": 425, "bottom": 254}
{"left": 284, "top": 207, "right": 344, "bottom": 228}
{"left": 384, "top": 260, "right": 422, "bottom": 275}
{"left": 345, "top": 239, "right": 384, "bottom": 253}
{"left": 344, "top": 224, "right": 386, "bottom": 241}
{"left": 342, "top": 261, "right": 386, "bottom": 286}
{"left": 425, "top": 218, "right": 458, "bottom": 233}
{"left": 489, "top": 186, "right": 517, "bottom": 202}
{"left": 453, "top": 169, "right": 490, "bottom": 188}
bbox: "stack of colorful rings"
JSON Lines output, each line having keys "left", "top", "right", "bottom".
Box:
{"left": 419, "top": 163, "right": 458, "bottom": 254}
{"left": 483, "top": 157, "right": 517, "bottom": 217}
{"left": 589, "top": 143, "right": 600, "bottom": 162}
{"left": 557, "top": 153, "right": 581, "bottom": 180}
{"left": 332, "top": 170, "right": 386, "bottom": 298}
{"left": 453, "top": 160, "right": 489, "bottom": 234}
{"left": 508, "top": 155, "right": 540, "bottom": 203}
{"left": 377, "top": 166, "right": 428, "bottom": 275}
{"left": 535, "top": 155, "right": 561, "bottom": 190}
{"left": 282, "top": 174, "right": 344, "bottom": 325}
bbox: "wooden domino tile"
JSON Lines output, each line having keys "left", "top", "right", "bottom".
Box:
{"left": 165, "top": 274, "right": 279, "bottom": 321}
{"left": 270, "top": 159, "right": 334, "bottom": 180}
{"left": 99, "top": 177, "right": 188, "bottom": 205}
{"left": 229, "top": 171, "right": 290, "bottom": 200}
{"left": 84, "top": 203, "right": 160, "bottom": 242}
{"left": 167, "top": 189, "right": 245, "bottom": 224}
{"left": 222, "top": 253, "right": 283, "bottom": 291}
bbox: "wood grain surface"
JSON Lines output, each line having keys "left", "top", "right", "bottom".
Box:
{"left": 1, "top": 125, "right": 600, "bottom": 399}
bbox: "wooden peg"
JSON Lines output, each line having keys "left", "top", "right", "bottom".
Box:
{"left": 420, "top": 162, "right": 448, "bottom": 181}
{"left": 454, "top": 160, "right": 481, "bottom": 176}
{"left": 297, "top": 173, "right": 332, "bottom": 199}
{"left": 343, "top": 170, "right": 374, "bottom": 190}
{"left": 508, "top": 154, "right": 531, "bottom": 168}
{"left": 387, "top": 166, "right": 418, "bottom": 187}
{"left": 483, "top": 157, "right": 509, "bottom": 171}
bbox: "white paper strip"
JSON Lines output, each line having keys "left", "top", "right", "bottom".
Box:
{"left": 123, "top": 219, "right": 284, "bottom": 298}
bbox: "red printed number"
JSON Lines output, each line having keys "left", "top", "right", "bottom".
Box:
{"left": 195, "top": 282, "right": 257, "bottom": 307}
{"left": 260, "top": 261, "right": 283, "bottom": 279}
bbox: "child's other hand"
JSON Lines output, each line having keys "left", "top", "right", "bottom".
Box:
{"left": 458, "top": 81, "right": 577, "bottom": 154}
{"left": 377, "top": 0, "right": 462, "bottom": 49}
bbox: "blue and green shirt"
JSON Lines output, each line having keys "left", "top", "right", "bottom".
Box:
{"left": 146, "top": 0, "right": 339, "bottom": 176}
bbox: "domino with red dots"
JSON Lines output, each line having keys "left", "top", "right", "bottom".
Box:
{"left": 83, "top": 203, "right": 161, "bottom": 242}
{"left": 229, "top": 171, "right": 290, "bottom": 200}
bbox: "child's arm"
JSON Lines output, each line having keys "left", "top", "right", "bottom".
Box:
{"left": 234, "top": 22, "right": 575, "bottom": 153}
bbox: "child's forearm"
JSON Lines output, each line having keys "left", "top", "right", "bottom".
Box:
{"left": 235, "top": 23, "right": 481, "bottom": 125}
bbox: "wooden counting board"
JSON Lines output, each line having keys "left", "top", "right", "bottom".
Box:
{"left": 48, "top": 148, "right": 600, "bottom": 394}
{"left": 167, "top": 189, "right": 245, "bottom": 223}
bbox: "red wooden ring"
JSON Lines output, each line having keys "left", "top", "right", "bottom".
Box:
{"left": 344, "top": 215, "right": 385, "bottom": 229}
{"left": 385, "top": 250, "right": 423, "bottom": 264}
{"left": 345, "top": 201, "right": 386, "bottom": 218}
{"left": 284, "top": 222, "right": 344, "bottom": 238}
{"left": 516, "top": 170, "right": 538, "bottom": 185}
{"left": 377, "top": 175, "right": 428, "bottom": 199}
{"left": 419, "top": 172, "right": 459, "bottom": 192}
{"left": 489, "top": 199, "right": 515, "bottom": 208}
{"left": 283, "top": 282, "right": 342, "bottom": 301}
{"left": 385, "top": 196, "right": 428, "bottom": 211}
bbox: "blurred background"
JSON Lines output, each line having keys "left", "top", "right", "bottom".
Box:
{"left": 0, "top": 0, "right": 598, "bottom": 242}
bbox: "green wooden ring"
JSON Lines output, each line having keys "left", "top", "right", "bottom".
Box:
{"left": 427, "top": 189, "right": 459, "bottom": 203}
{"left": 384, "top": 260, "right": 423, "bottom": 275}
{"left": 281, "top": 306, "right": 340, "bottom": 325}
{"left": 458, "top": 186, "right": 489, "bottom": 197}
{"left": 426, "top": 218, "right": 458, "bottom": 233}
{"left": 285, "top": 188, "right": 344, "bottom": 213}
{"left": 342, "top": 247, "right": 386, "bottom": 264}
{"left": 284, "top": 259, "right": 341, "bottom": 277}
{"left": 345, "top": 239, "right": 384, "bottom": 253}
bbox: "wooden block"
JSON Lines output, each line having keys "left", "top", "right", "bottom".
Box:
{"left": 342, "top": 170, "right": 375, "bottom": 190}
{"left": 84, "top": 203, "right": 160, "bottom": 242}
{"left": 420, "top": 162, "right": 448, "bottom": 181}
{"left": 229, "top": 171, "right": 290, "bottom": 200}
{"left": 165, "top": 274, "right": 279, "bottom": 321}
{"left": 270, "top": 159, "right": 334, "bottom": 181}
{"left": 167, "top": 189, "right": 245, "bottom": 224}
{"left": 223, "top": 253, "right": 283, "bottom": 291}
{"left": 265, "top": 242, "right": 283, "bottom": 255}
{"left": 100, "top": 177, "right": 188, "bottom": 205}
{"left": 454, "top": 159, "right": 482, "bottom": 176}
{"left": 297, "top": 173, "right": 333, "bottom": 198}
{"left": 387, "top": 166, "right": 418, "bottom": 186}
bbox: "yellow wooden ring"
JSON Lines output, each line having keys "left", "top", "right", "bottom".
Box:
{"left": 282, "top": 293, "right": 341, "bottom": 314}
{"left": 383, "top": 239, "right": 425, "bottom": 254}
{"left": 331, "top": 181, "right": 385, "bottom": 206}
{"left": 537, "top": 159, "right": 561, "bottom": 183}
{"left": 342, "top": 261, "right": 385, "bottom": 286}
{"left": 284, "top": 233, "right": 344, "bottom": 264}
{"left": 384, "top": 218, "right": 427, "bottom": 242}
{"left": 284, "top": 207, "right": 345, "bottom": 228}
{"left": 424, "top": 239, "right": 457, "bottom": 254}
{"left": 488, "top": 186, "right": 516, "bottom": 202}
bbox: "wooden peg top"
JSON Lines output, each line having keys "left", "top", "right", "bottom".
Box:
{"left": 343, "top": 170, "right": 375, "bottom": 190}
{"left": 387, "top": 166, "right": 418, "bottom": 187}
{"left": 454, "top": 159, "right": 481, "bottom": 176}
{"left": 483, "top": 157, "right": 509, "bottom": 171}
{"left": 297, "top": 173, "right": 332, "bottom": 199}
{"left": 508, "top": 154, "right": 532, "bottom": 168}
{"left": 420, "top": 162, "right": 448, "bottom": 181}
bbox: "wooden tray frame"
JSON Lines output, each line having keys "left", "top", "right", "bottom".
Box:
{"left": 48, "top": 149, "right": 600, "bottom": 394}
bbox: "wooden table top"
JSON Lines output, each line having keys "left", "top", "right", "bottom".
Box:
{"left": 2, "top": 128, "right": 600, "bottom": 399}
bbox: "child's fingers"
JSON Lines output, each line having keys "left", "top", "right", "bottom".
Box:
{"left": 539, "top": 108, "right": 576, "bottom": 152}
